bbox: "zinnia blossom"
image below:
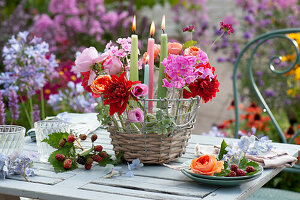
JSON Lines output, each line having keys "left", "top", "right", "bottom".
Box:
{"left": 90, "top": 75, "right": 112, "bottom": 97}
{"left": 190, "top": 155, "right": 224, "bottom": 176}
{"left": 219, "top": 22, "right": 234, "bottom": 35}
{"left": 131, "top": 83, "right": 148, "bottom": 97}
{"left": 128, "top": 107, "right": 144, "bottom": 122}
{"left": 183, "top": 25, "right": 195, "bottom": 32}
{"left": 102, "top": 72, "right": 140, "bottom": 115}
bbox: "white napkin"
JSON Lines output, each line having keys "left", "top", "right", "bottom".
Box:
{"left": 195, "top": 144, "right": 298, "bottom": 168}
{"left": 47, "top": 112, "right": 101, "bottom": 136}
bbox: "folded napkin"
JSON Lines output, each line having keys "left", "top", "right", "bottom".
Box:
{"left": 47, "top": 112, "right": 101, "bottom": 136}
{"left": 195, "top": 144, "right": 298, "bottom": 168}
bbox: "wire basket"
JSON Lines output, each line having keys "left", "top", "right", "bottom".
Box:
{"left": 108, "top": 96, "right": 201, "bottom": 164}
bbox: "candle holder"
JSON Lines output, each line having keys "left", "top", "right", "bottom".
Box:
{"left": 108, "top": 96, "right": 200, "bottom": 164}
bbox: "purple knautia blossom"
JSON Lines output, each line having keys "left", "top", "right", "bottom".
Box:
{"left": 256, "top": 70, "right": 263, "bottom": 77}
{"left": 258, "top": 79, "right": 265, "bottom": 86}
{"left": 32, "top": 104, "right": 40, "bottom": 122}
{"left": 131, "top": 83, "right": 148, "bottom": 97}
{"left": 1, "top": 31, "right": 58, "bottom": 97}
{"left": 264, "top": 89, "right": 275, "bottom": 98}
{"left": 0, "top": 91, "right": 5, "bottom": 125}
{"left": 244, "top": 15, "right": 255, "bottom": 25}
{"left": 162, "top": 54, "right": 199, "bottom": 89}
{"left": 285, "top": 99, "right": 291, "bottom": 105}
{"left": 202, "top": 126, "right": 227, "bottom": 138}
{"left": 128, "top": 108, "right": 144, "bottom": 123}
{"left": 8, "top": 89, "right": 19, "bottom": 122}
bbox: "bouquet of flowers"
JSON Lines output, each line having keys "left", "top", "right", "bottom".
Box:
{"left": 72, "top": 21, "right": 232, "bottom": 163}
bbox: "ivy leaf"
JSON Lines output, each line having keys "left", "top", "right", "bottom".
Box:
{"left": 183, "top": 40, "right": 197, "bottom": 49}
{"left": 246, "top": 161, "right": 260, "bottom": 169}
{"left": 245, "top": 169, "right": 259, "bottom": 176}
{"left": 48, "top": 145, "right": 78, "bottom": 173}
{"left": 218, "top": 140, "right": 228, "bottom": 161}
{"left": 42, "top": 132, "right": 69, "bottom": 149}
{"left": 238, "top": 156, "right": 249, "bottom": 169}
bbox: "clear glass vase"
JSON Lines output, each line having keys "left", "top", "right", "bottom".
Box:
{"left": 34, "top": 120, "right": 70, "bottom": 162}
{"left": 0, "top": 125, "right": 26, "bottom": 156}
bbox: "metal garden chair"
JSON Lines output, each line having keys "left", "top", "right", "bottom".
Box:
{"left": 232, "top": 28, "right": 300, "bottom": 200}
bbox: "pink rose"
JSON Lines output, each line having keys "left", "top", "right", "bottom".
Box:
{"left": 103, "top": 56, "right": 122, "bottom": 75}
{"left": 73, "top": 47, "right": 109, "bottom": 85}
{"left": 131, "top": 83, "right": 148, "bottom": 97}
{"left": 167, "top": 42, "right": 182, "bottom": 55}
{"left": 128, "top": 108, "right": 144, "bottom": 122}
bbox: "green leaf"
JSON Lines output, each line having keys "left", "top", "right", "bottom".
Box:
{"left": 183, "top": 40, "right": 197, "bottom": 49}
{"left": 245, "top": 169, "right": 259, "bottom": 176}
{"left": 48, "top": 145, "right": 78, "bottom": 173}
{"left": 183, "top": 86, "right": 191, "bottom": 93}
{"left": 215, "top": 169, "right": 230, "bottom": 177}
{"left": 42, "top": 132, "right": 69, "bottom": 149}
{"left": 238, "top": 156, "right": 249, "bottom": 169}
{"left": 246, "top": 161, "right": 260, "bottom": 169}
{"left": 218, "top": 140, "right": 228, "bottom": 161}
{"left": 98, "top": 152, "right": 123, "bottom": 166}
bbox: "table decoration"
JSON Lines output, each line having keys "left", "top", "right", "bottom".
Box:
{"left": 0, "top": 125, "right": 25, "bottom": 156}
{"left": 72, "top": 19, "right": 232, "bottom": 164}
{"left": 34, "top": 120, "right": 71, "bottom": 162}
{"left": 42, "top": 132, "right": 122, "bottom": 172}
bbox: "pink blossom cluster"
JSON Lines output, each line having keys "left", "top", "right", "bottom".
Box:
{"left": 32, "top": 0, "right": 131, "bottom": 54}
{"left": 162, "top": 54, "right": 200, "bottom": 89}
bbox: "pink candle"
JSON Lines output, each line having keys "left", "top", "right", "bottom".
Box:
{"left": 147, "top": 21, "right": 155, "bottom": 113}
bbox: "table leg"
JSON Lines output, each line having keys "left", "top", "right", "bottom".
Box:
{"left": 0, "top": 194, "right": 20, "bottom": 200}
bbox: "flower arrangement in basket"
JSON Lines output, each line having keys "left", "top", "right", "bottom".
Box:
{"left": 72, "top": 16, "right": 233, "bottom": 164}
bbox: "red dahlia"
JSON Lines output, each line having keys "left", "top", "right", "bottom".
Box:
{"left": 103, "top": 72, "right": 140, "bottom": 115}
{"left": 183, "top": 76, "right": 220, "bottom": 103}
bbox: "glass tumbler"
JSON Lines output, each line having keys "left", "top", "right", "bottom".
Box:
{"left": 0, "top": 125, "right": 26, "bottom": 156}
{"left": 34, "top": 120, "right": 70, "bottom": 162}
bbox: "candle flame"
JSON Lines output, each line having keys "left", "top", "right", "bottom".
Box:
{"left": 161, "top": 15, "right": 165, "bottom": 31}
{"left": 132, "top": 15, "right": 136, "bottom": 33}
{"left": 146, "top": 55, "right": 149, "bottom": 64}
{"left": 150, "top": 21, "right": 155, "bottom": 37}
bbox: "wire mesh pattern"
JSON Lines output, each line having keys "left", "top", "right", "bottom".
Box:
{"left": 0, "top": 125, "right": 25, "bottom": 156}
{"left": 109, "top": 97, "right": 201, "bottom": 164}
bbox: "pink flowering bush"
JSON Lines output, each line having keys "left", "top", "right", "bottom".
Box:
{"left": 32, "top": 0, "right": 131, "bottom": 56}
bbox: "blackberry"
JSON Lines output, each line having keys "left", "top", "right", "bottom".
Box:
{"left": 91, "top": 134, "right": 98, "bottom": 142}
{"left": 230, "top": 164, "right": 238, "bottom": 172}
{"left": 246, "top": 166, "right": 255, "bottom": 173}
{"left": 228, "top": 171, "right": 236, "bottom": 177}
{"left": 236, "top": 169, "right": 246, "bottom": 176}
{"left": 77, "top": 156, "right": 87, "bottom": 165}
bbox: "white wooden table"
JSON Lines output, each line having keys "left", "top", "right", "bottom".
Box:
{"left": 0, "top": 129, "right": 299, "bottom": 200}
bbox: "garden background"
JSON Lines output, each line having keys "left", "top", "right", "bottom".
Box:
{"left": 0, "top": 0, "right": 299, "bottom": 193}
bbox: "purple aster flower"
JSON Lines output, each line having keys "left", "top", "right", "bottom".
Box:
{"left": 8, "top": 89, "right": 19, "bottom": 122}
{"left": 0, "top": 91, "right": 5, "bottom": 125}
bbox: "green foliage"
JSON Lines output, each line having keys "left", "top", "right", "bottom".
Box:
{"left": 97, "top": 103, "right": 112, "bottom": 127}
{"left": 155, "top": 109, "right": 176, "bottom": 135}
{"left": 98, "top": 152, "right": 123, "bottom": 167}
{"left": 42, "top": 132, "right": 69, "bottom": 149}
{"left": 215, "top": 169, "right": 230, "bottom": 177}
{"left": 182, "top": 40, "right": 197, "bottom": 49}
{"left": 218, "top": 140, "right": 228, "bottom": 161}
{"left": 48, "top": 145, "right": 78, "bottom": 173}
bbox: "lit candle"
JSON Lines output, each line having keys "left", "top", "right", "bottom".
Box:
{"left": 157, "top": 15, "right": 168, "bottom": 108}
{"left": 130, "top": 15, "right": 139, "bottom": 81}
{"left": 144, "top": 55, "right": 149, "bottom": 110}
{"left": 147, "top": 21, "right": 155, "bottom": 113}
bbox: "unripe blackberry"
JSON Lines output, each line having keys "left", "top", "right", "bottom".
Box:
{"left": 236, "top": 169, "right": 245, "bottom": 176}
{"left": 228, "top": 171, "right": 236, "bottom": 177}
{"left": 246, "top": 166, "right": 255, "bottom": 173}
{"left": 86, "top": 157, "right": 94, "bottom": 165}
{"left": 91, "top": 134, "right": 98, "bottom": 142}
{"left": 59, "top": 139, "right": 66, "bottom": 147}
{"left": 230, "top": 164, "right": 238, "bottom": 172}
{"left": 94, "top": 145, "right": 103, "bottom": 152}
{"left": 80, "top": 134, "right": 87, "bottom": 140}
{"left": 85, "top": 163, "right": 92, "bottom": 170}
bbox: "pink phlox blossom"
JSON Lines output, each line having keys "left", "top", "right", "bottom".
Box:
{"left": 198, "top": 50, "right": 209, "bottom": 64}
{"left": 198, "top": 67, "right": 215, "bottom": 80}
